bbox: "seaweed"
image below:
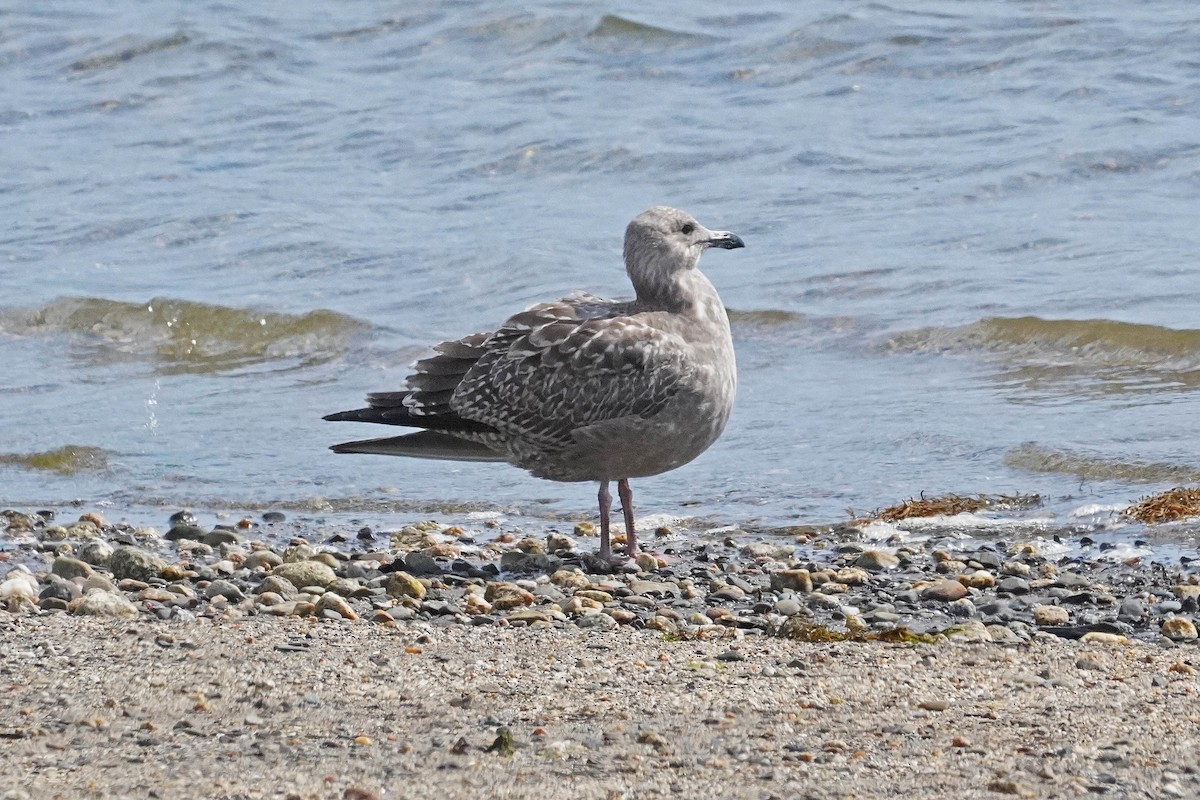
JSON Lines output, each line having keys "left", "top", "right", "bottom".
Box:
{"left": 1124, "top": 487, "right": 1200, "bottom": 523}
{"left": 852, "top": 492, "right": 1041, "bottom": 523}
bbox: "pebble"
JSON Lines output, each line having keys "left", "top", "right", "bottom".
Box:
{"left": 315, "top": 591, "right": 358, "bottom": 620}
{"left": 628, "top": 579, "right": 680, "bottom": 598}
{"left": 2, "top": 506, "right": 1198, "bottom": 650}
{"left": 1033, "top": 605, "right": 1070, "bottom": 626}
{"left": 485, "top": 582, "right": 534, "bottom": 609}
{"left": 76, "top": 539, "right": 114, "bottom": 566}
{"left": 51, "top": 556, "right": 94, "bottom": 580}
{"left": 770, "top": 569, "right": 813, "bottom": 593}
{"left": 205, "top": 579, "right": 245, "bottom": 601}
{"left": 855, "top": 550, "right": 899, "bottom": 570}
{"left": 70, "top": 590, "right": 139, "bottom": 618}
{"left": 109, "top": 546, "right": 166, "bottom": 582}
{"left": 922, "top": 579, "right": 968, "bottom": 602}
{"left": 997, "top": 577, "right": 1031, "bottom": 594}
{"left": 1161, "top": 617, "right": 1198, "bottom": 642}
{"left": 404, "top": 552, "right": 442, "bottom": 575}
{"left": 272, "top": 560, "right": 337, "bottom": 589}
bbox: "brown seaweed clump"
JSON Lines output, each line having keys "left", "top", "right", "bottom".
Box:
{"left": 853, "top": 492, "right": 1041, "bottom": 523}
{"left": 1124, "top": 487, "right": 1200, "bottom": 524}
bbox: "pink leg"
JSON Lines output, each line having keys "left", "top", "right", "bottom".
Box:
{"left": 597, "top": 480, "right": 612, "bottom": 559}
{"left": 618, "top": 478, "right": 637, "bottom": 558}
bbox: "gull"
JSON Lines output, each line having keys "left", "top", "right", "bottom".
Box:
{"left": 325, "top": 206, "right": 743, "bottom": 563}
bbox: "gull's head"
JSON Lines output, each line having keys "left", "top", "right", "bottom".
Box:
{"left": 624, "top": 206, "right": 744, "bottom": 291}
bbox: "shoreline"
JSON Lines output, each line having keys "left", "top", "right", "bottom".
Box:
{"left": 4, "top": 506, "right": 1200, "bottom": 797}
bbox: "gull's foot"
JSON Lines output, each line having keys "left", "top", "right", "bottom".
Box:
{"left": 580, "top": 550, "right": 638, "bottom": 575}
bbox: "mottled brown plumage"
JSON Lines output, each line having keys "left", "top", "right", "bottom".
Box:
{"left": 326, "top": 206, "right": 744, "bottom": 562}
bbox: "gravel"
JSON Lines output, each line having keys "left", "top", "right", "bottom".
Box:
{"left": 4, "top": 507, "right": 1200, "bottom": 797}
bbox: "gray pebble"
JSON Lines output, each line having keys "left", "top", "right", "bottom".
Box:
{"left": 773, "top": 598, "right": 803, "bottom": 617}
{"left": 405, "top": 552, "right": 443, "bottom": 576}
{"left": 205, "top": 579, "right": 245, "bottom": 601}
{"left": 51, "top": 556, "right": 93, "bottom": 581}
{"left": 998, "top": 577, "right": 1031, "bottom": 594}
{"left": 109, "top": 546, "right": 167, "bottom": 582}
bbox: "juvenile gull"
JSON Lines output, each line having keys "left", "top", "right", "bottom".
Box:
{"left": 325, "top": 206, "right": 744, "bottom": 562}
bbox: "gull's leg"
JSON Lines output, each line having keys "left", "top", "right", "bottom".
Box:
{"left": 597, "top": 480, "right": 612, "bottom": 560}
{"left": 618, "top": 478, "right": 637, "bottom": 558}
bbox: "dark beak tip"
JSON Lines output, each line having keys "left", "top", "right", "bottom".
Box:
{"left": 712, "top": 233, "right": 745, "bottom": 250}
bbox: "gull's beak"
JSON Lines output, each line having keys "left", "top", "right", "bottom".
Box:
{"left": 705, "top": 230, "right": 745, "bottom": 250}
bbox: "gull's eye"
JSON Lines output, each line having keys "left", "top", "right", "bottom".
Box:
{"left": 680, "top": 223, "right": 695, "bottom": 235}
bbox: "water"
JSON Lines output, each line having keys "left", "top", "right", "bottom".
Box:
{"left": 3, "top": 1, "right": 1200, "bottom": 546}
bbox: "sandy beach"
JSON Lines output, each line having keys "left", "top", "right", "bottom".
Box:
{"left": 4, "top": 613, "right": 1200, "bottom": 800}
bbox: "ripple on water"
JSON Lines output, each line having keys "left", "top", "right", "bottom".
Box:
{"left": 0, "top": 296, "right": 369, "bottom": 375}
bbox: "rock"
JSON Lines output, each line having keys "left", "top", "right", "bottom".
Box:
{"left": 770, "top": 569, "right": 813, "bottom": 593}
{"left": 549, "top": 569, "right": 589, "bottom": 589}
{"left": 576, "top": 611, "right": 617, "bottom": 629}
{"left": 986, "top": 625, "right": 1023, "bottom": 644}
{"left": 109, "top": 547, "right": 166, "bottom": 582}
{"left": 945, "top": 620, "right": 992, "bottom": 642}
{"left": 634, "top": 552, "right": 661, "bottom": 572}
{"left": 283, "top": 542, "right": 316, "bottom": 563}
{"left": 499, "top": 551, "right": 561, "bottom": 574}
{"left": 855, "top": 550, "right": 899, "bottom": 570}
{"left": 946, "top": 598, "right": 976, "bottom": 618}
{"left": 315, "top": 592, "right": 359, "bottom": 620}
{"left": 404, "top": 552, "right": 442, "bottom": 576}
{"left": 1033, "top": 605, "right": 1070, "bottom": 626}
{"left": 835, "top": 567, "right": 869, "bottom": 586}
{"left": 70, "top": 590, "right": 138, "bottom": 618}
{"left": 244, "top": 550, "right": 283, "bottom": 571}
{"left": 202, "top": 529, "right": 242, "bottom": 547}
{"left": 560, "top": 596, "right": 602, "bottom": 615}
{"left": 1, "top": 568, "right": 40, "bottom": 610}
{"left": 628, "top": 579, "right": 680, "bottom": 598}
{"left": 1080, "top": 631, "right": 1127, "bottom": 645}
{"left": 997, "top": 577, "right": 1031, "bottom": 594}
{"left": 506, "top": 608, "right": 556, "bottom": 625}
{"left": 384, "top": 571, "right": 426, "bottom": 599}
{"left": 960, "top": 570, "right": 995, "bottom": 589}
{"left": 545, "top": 532, "right": 575, "bottom": 552}
{"left": 51, "top": 556, "right": 93, "bottom": 581}
{"left": 205, "top": 580, "right": 245, "bottom": 601}
{"left": 709, "top": 584, "right": 745, "bottom": 602}
{"left": 272, "top": 560, "right": 337, "bottom": 589}
{"left": 922, "top": 579, "right": 968, "bottom": 602}
{"left": 605, "top": 608, "right": 637, "bottom": 625}
{"left": 485, "top": 582, "right": 534, "bottom": 610}
{"left": 1162, "top": 617, "right": 1199, "bottom": 642}
{"left": 773, "top": 598, "right": 804, "bottom": 617}
{"left": 1114, "top": 597, "right": 1145, "bottom": 622}
{"left": 168, "top": 510, "right": 198, "bottom": 527}
{"left": 1172, "top": 585, "right": 1200, "bottom": 601}
{"left": 515, "top": 537, "right": 546, "bottom": 554}
{"left": 164, "top": 524, "right": 207, "bottom": 542}
{"left": 39, "top": 576, "right": 80, "bottom": 603}
{"left": 77, "top": 540, "right": 114, "bottom": 566}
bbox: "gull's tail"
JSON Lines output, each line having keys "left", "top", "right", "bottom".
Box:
{"left": 328, "top": 430, "right": 505, "bottom": 462}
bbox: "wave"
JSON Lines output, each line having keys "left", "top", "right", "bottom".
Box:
{"left": 1005, "top": 443, "right": 1200, "bottom": 484}
{"left": 0, "top": 445, "right": 109, "bottom": 475}
{"left": 0, "top": 297, "right": 369, "bottom": 375}
{"left": 886, "top": 316, "right": 1200, "bottom": 397}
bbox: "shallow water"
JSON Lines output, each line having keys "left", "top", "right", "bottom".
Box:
{"left": 3, "top": 1, "right": 1200, "bottom": 546}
